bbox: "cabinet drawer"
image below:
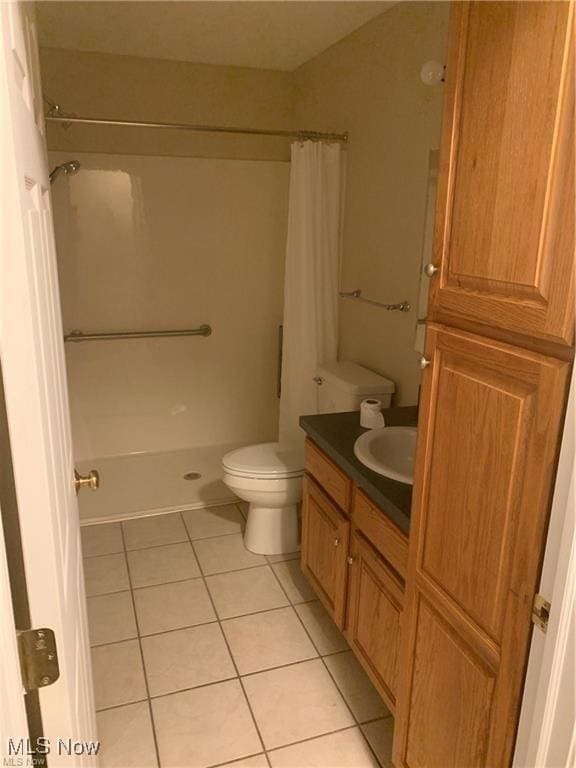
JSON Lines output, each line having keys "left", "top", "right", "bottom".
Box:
{"left": 353, "top": 488, "right": 408, "bottom": 580}
{"left": 305, "top": 438, "right": 352, "bottom": 514}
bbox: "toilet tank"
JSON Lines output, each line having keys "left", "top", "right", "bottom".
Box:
{"left": 316, "top": 361, "right": 395, "bottom": 413}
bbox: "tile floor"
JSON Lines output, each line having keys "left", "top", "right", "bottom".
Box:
{"left": 81, "top": 503, "right": 395, "bottom": 768}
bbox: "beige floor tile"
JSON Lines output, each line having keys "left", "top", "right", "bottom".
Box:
{"left": 87, "top": 591, "right": 137, "bottom": 646}
{"left": 242, "top": 658, "right": 354, "bottom": 750}
{"left": 142, "top": 623, "right": 236, "bottom": 697}
{"left": 295, "top": 600, "right": 349, "bottom": 656}
{"left": 217, "top": 756, "right": 268, "bottom": 768}
{"left": 84, "top": 553, "right": 130, "bottom": 597}
{"left": 92, "top": 640, "right": 147, "bottom": 710}
{"left": 324, "top": 652, "right": 390, "bottom": 723}
{"left": 222, "top": 607, "right": 317, "bottom": 675}
{"left": 122, "top": 513, "right": 188, "bottom": 551}
{"left": 193, "top": 533, "right": 266, "bottom": 575}
{"left": 127, "top": 542, "right": 200, "bottom": 588}
{"left": 134, "top": 578, "right": 215, "bottom": 635}
{"left": 152, "top": 679, "right": 262, "bottom": 768}
{"left": 268, "top": 727, "right": 380, "bottom": 768}
{"left": 182, "top": 504, "right": 244, "bottom": 540}
{"left": 361, "top": 719, "right": 394, "bottom": 768}
{"left": 206, "top": 566, "right": 289, "bottom": 619}
{"left": 266, "top": 551, "right": 300, "bottom": 564}
{"left": 271, "top": 560, "right": 316, "bottom": 604}
{"left": 96, "top": 702, "right": 157, "bottom": 768}
{"left": 81, "top": 523, "right": 123, "bottom": 557}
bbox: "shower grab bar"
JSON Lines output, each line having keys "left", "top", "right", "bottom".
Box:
{"left": 339, "top": 289, "right": 411, "bottom": 312}
{"left": 64, "top": 324, "right": 212, "bottom": 342}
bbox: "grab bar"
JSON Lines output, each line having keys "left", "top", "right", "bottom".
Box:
{"left": 339, "top": 289, "right": 411, "bottom": 313}
{"left": 64, "top": 325, "right": 212, "bottom": 342}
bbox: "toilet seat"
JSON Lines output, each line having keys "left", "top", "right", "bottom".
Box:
{"left": 222, "top": 442, "right": 304, "bottom": 480}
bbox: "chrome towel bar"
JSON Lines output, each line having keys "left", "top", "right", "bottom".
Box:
{"left": 64, "top": 325, "right": 212, "bottom": 342}
{"left": 339, "top": 290, "right": 411, "bottom": 312}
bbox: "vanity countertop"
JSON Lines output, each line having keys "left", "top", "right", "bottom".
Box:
{"left": 299, "top": 406, "right": 418, "bottom": 535}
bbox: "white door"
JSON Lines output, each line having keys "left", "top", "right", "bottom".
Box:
{"left": 0, "top": 2, "right": 97, "bottom": 762}
{"left": 513, "top": 367, "right": 576, "bottom": 767}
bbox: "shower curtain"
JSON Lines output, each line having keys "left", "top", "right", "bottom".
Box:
{"left": 279, "top": 140, "right": 344, "bottom": 443}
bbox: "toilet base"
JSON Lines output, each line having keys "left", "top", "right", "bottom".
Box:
{"left": 244, "top": 503, "right": 300, "bottom": 555}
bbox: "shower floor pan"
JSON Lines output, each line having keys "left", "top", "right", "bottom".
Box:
{"left": 77, "top": 444, "right": 241, "bottom": 525}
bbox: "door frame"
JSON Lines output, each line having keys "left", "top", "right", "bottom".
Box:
{"left": 0, "top": 510, "right": 29, "bottom": 755}
{"left": 513, "top": 366, "right": 575, "bottom": 767}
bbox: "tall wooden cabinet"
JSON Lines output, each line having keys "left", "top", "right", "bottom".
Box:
{"left": 429, "top": 1, "right": 574, "bottom": 355}
{"left": 394, "top": 3, "right": 574, "bottom": 767}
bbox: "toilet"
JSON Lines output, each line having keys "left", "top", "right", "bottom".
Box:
{"left": 222, "top": 361, "right": 395, "bottom": 555}
{"left": 222, "top": 442, "right": 304, "bottom": 555}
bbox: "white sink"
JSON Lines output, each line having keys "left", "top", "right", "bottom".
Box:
{"left": 354, "top": 426, "right": 417, "bottom": 485}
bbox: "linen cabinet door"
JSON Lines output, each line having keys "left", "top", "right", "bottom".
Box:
{"left": 347, "top": 531, "right": 404, "bottom": 713}
{"left": 301, "top": 476, "right": 350, "bottom": 629}
{"left": 393, "top": 324, "right": 570, "bottom": 768}
{"left": 429, "top": 2, "right": 574, "bottom": 353}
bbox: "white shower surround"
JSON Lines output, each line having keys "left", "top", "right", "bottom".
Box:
{"left": 51, "top": 151, "right": 290, "bottom": 461}
{"left": 279, "top": 141, "right": 344, "bottom": 443}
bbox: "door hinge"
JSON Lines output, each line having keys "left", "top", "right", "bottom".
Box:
{"left": 17, "top": 628, "right": 60, "bottom": 691}
{"left": 531, "top": 594, "right": 551, "bottom": 633}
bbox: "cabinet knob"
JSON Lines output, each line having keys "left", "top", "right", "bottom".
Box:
{"left": 419, "top": 356, "right": 431, "bottom": 370}
{"left": 347, "top": 556, "right": 355, "bottom": 566}
{"left": 424, "top": 263, "right": 438, "bottom": 277}
{"left": 333, "top": 537, "right": 340, "bottom": 547}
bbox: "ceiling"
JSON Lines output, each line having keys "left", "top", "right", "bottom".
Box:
{"left": 36, "top": 1, "right": 394, "bottom": 71}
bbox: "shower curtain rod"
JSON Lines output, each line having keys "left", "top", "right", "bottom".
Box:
{"left": 45, "top": 115, "right": 349, "bottom": 143}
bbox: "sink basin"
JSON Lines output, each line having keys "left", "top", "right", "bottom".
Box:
{"left": 354, "top": 426, "right": 417, "bottom": 485}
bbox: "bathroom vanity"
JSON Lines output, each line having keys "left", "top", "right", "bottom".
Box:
{"left": 299, "top": 408, "right": 417, "bottom": 714}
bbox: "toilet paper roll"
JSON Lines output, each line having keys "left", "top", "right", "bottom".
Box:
{"left": 360, "top": 399, "right": 385, "bottom": 429}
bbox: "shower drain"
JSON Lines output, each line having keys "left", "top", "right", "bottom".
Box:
{"left": 183, "top": 471, "right": 202, "bottom": 481}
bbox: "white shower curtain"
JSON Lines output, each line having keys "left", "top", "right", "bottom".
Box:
{"left": 279, "top": 140, "right": 344, "bottom": 443}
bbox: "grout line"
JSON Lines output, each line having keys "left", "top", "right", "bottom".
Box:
{"left": 123, "top": 528, "right": 244, "bottom": 554}
{"left": 147, "top": 674, "right": 240, "bottom": 702}
{"left": 95, "top": 696, "right": 149, "bottom": 714}
{"left": 265, "top": 558, "right": 385, "bottom": 762}
{"left": 263, "top": 723, "right": 378, "bottom": 762}
{"left": 206, "top": 751, "right": 268, "bottom": 768}
{"left": 119, "top": 524, "right": 164, "bottom": 768}
{"left": 87, "top": 507, "right": 389, "bottom": 768}
{"left": 179, "top": 510, "right": 269, "bottom": 757}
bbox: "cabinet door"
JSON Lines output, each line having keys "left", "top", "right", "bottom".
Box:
{"left": 347, "top": 531, "right": 404, "bottom": 713}
{"left": 393, "top": 324, "right": 570, "bottom": 768}
{"left": 301, "top": 476, "right": 350, "bottom": 629}
{"left": 429, "top": 2, "right": 574, "bottom": 354}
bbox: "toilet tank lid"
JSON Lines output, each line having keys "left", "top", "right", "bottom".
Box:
{"left": 317, "top": 361, "right": 395, "bottom": 395}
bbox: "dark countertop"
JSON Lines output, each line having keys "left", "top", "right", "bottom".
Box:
{"left": 299, "top": 407, "right": 418, "bottom": 535}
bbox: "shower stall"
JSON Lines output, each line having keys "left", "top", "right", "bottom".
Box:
{"left": 48, "top": 114, "right": 347, "bottom": 525}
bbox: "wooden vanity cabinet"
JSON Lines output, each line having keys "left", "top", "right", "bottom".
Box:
{"left": 302, "top": 437, "right": 409, "bottom": 711}
{"left": 346, "top": 531, "right": 404, "bottom": 712}
{"left": 301, "top": 475, "right": 350, "bottom": 630}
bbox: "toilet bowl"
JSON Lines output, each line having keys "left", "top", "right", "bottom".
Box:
{"left": 222, "top": 442, "right": 304, "bottom": 555}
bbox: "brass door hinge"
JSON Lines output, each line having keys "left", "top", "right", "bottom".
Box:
{"left": 531, "top": 594, "right": 551, "bottom": 633}
{"left": 17, "top": 628, "right": 60, "bottom": 691}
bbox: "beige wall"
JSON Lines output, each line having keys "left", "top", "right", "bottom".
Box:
{"left": 294, "top": 2, "right": 449, "bottom": 404}
{"left": 43, "top": 3, "right": 448, "bottom": 463}
{"left": 51, "top": 151, "right": 289, "bottom": 460}
{"left": 40, "top": 47, "right": 295, "bottom": 161}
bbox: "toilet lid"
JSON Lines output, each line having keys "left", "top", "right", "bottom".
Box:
{"left": 222, "top": 442, "right": 305, "bottom": 478}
